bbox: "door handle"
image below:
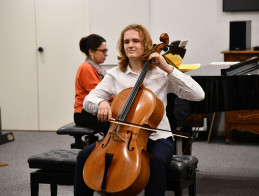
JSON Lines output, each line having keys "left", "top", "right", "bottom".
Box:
{"left": 38, "top": 47, "right": 44, "bottom": 53}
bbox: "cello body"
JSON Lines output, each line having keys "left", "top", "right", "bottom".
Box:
{"left": 83, "top": 87, "right": 164, "bottom": 195}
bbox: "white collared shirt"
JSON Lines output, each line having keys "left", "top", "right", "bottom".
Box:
{"left": 83, "top": 65, "right": 205, "bottom": 140}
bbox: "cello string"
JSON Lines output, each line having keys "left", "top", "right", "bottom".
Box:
{"left": 109, "top": 118, "right": 189, "bottom": 139}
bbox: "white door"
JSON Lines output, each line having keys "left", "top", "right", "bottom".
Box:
{"left": 35, "top": 0, "right": 88, "bottom": 130}
{"left": 0, "top": 0, "right": 38, "bottom": 130}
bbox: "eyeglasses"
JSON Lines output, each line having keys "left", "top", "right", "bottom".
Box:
{"left": 96, "top": 49, "right": 108, "bottom": 54}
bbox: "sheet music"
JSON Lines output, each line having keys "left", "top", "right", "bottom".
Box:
{"left": 209, "top": 62, "right": 239, "bottom": 66}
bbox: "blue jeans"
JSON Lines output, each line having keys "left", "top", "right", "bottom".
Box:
{"left": 74, "top": 137, "right": 175, "bottom": 196}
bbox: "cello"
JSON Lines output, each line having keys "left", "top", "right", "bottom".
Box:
{"left": 83, "top": 33, "right": 172, "bottom": 195}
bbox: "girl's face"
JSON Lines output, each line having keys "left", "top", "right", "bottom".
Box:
{"left": 90, "top": 42, "right": 108, "bottom": 65}
{"left": 123, "top": 29, "right": 144, "bottom": 60}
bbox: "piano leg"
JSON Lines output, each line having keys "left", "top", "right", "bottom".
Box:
{"left": 207, "top": 113, "right": 216, "bottom": 143}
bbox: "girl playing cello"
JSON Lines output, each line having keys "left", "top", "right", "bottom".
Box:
{"left": 74, "top": 24, "right": 204, "bottom": 196}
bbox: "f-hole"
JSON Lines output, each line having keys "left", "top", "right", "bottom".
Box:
{"left": 102, "top": 135, "right": 111, "bottom": 148}
{"left": 127, "top": 130, "right": 134, "bottom": 151}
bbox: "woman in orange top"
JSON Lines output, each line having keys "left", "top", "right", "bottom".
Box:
{"left": 74, "top": 34, "right": 110, "bottom": 133}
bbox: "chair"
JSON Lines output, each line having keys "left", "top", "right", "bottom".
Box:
{"left": 28, "top": 149, "right": 80, "bottom": 196}
{"left": 166, "top": 93, "right": 192, "bottom": 155}
{"left": 166, "top": 94, "right": 206, "bottom": 155}
{"left": 56, "top": 122, "right": 99, "bottom": 149}
{"left": 28, "top": 122, "right": 198, "bottom": 196}
{"left": 167, "top": 155, "right": 198, "bottom": 196}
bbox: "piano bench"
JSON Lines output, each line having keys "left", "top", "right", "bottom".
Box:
{"left": 27, "top": 149, "right": 80, "bottom": 196}
{"left": 167, "top": 155, "right": 198, "bottom": 196}
{"left": 28, "top": 149, "right": 198, "bottom": 196}
{"left": 57, "top": 122, "right": 99, "bottom": 149}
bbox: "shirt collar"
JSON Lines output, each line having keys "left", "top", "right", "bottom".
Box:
{"left": 125, "top": 64, "right": 160, "bottom": 78}
{"left": 125, "top": 65, "right": 139, "bottom": 76}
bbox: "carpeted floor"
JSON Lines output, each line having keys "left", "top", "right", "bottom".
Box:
{"left": 0, "top": 130, "right": 258, "bottom": 196}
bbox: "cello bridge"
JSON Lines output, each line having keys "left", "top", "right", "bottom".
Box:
{"left": 109, "top": 132, "right": 125, "bottom": 142}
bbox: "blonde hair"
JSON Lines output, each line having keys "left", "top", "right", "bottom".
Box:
{"left": 117, "top": 24, "right": 154, "bottom": 72}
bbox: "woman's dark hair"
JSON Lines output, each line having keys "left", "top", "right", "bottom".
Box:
{"left": 79, "top": 34, "right": 106, "bottom": 56}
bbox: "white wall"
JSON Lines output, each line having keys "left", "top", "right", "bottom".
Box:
{"left": 89, "top": 0, "right": 149, "bottom": 65}
{"left": 150, "top": 0, "right": 259, "bottom": 66}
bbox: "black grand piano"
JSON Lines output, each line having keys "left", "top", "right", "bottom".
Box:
{"left": 166, "top": 57, "right": 259, "bottom": 148}
{"left": 187, "top": 57, "right": 259, "bottom": 114}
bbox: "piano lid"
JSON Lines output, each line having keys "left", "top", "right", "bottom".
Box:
{"left": 186, "top": 57, "right": 259, "bottom": 77}
{"left": 186, "top": 65, "right": 230, "bottom": 76}
{"left": 221, "top": 57, "right": 259, "bottom": 76}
